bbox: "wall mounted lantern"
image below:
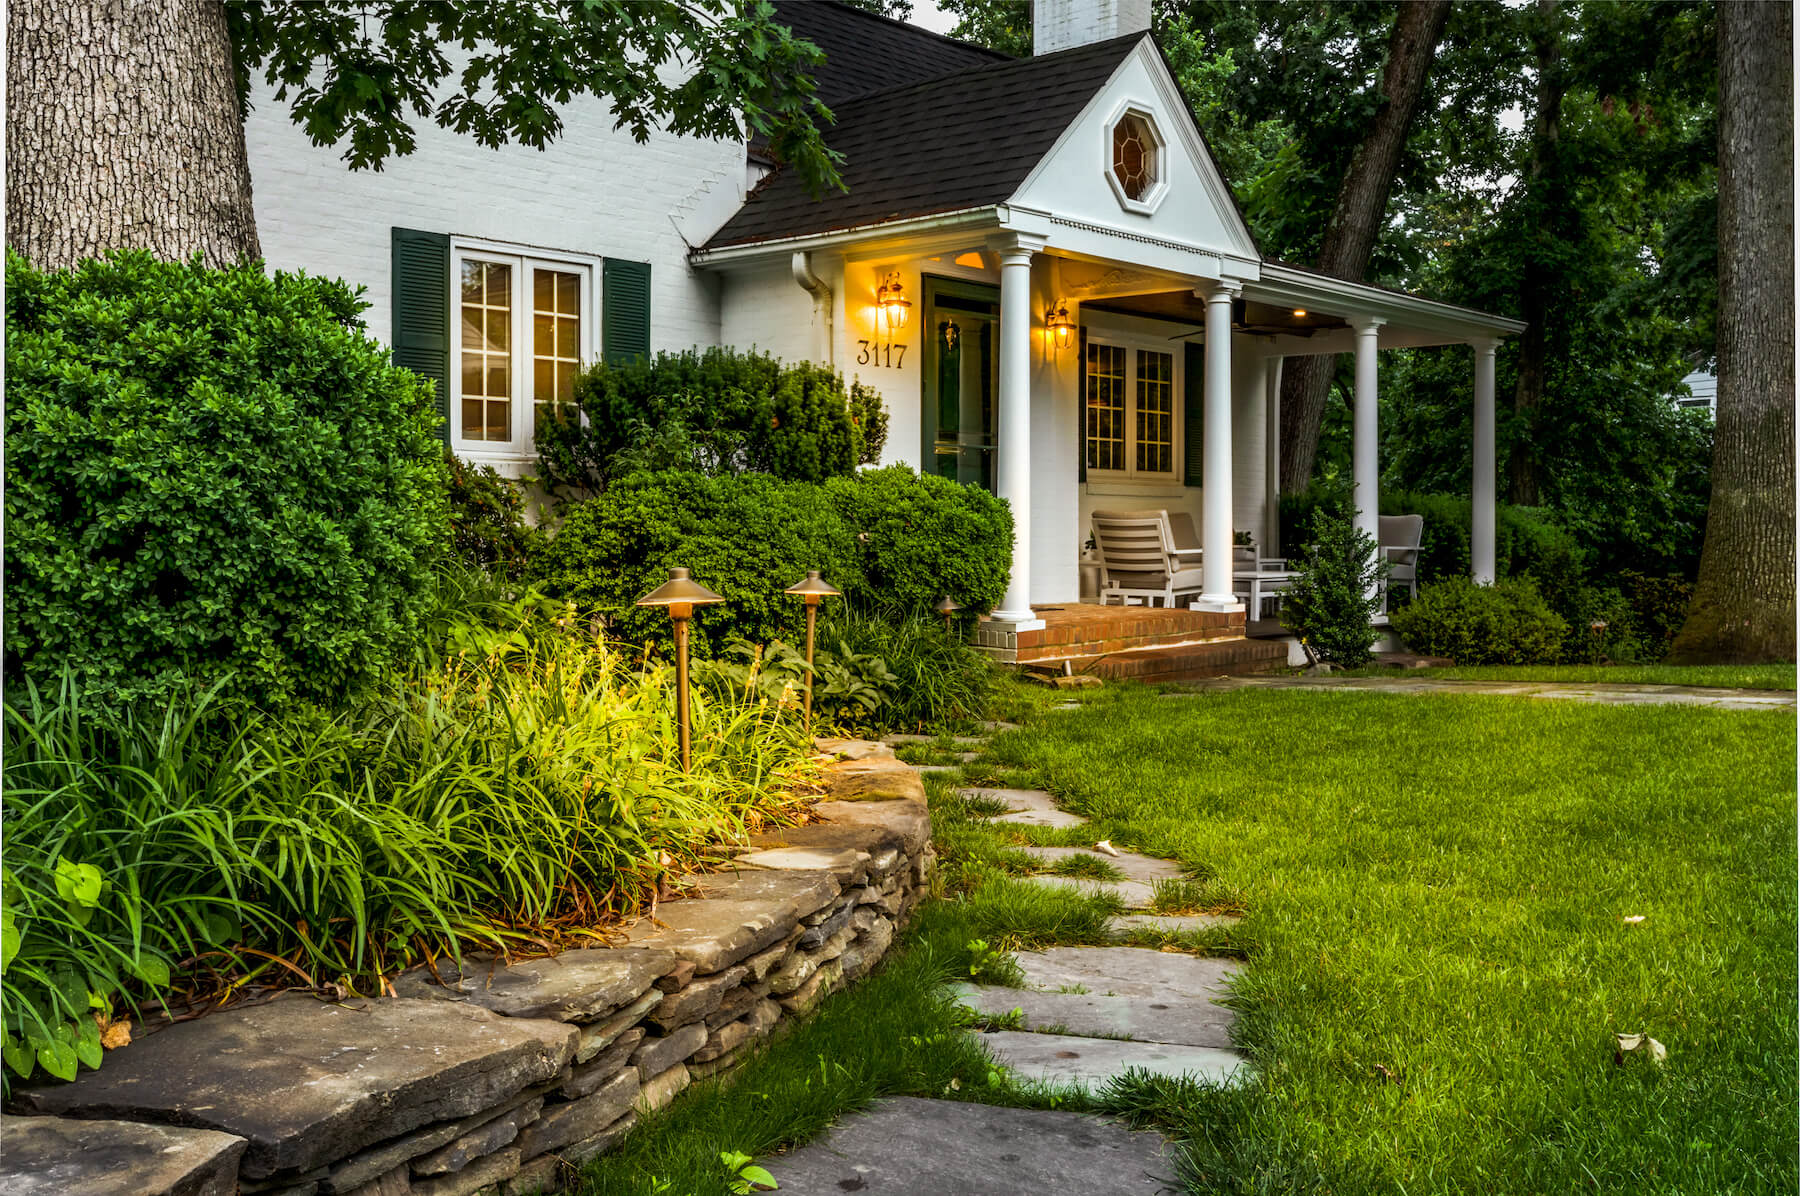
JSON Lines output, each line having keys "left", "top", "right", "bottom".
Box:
{"left": 635, "top": 567, "right": 725, "bottom": 771}
{"left": 1046, "top": 299, "right": 1075, "bottom": 349}
{"left": 933, "top": 594, "right": 963, "bottom": 632}
{"left": 784, "top": 570, "right": 842, "bottom": 725}
{"left": 876, "top": 272, "right": 911, "bottom": 333}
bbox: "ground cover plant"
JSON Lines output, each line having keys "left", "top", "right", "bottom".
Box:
{"left": 0, "top": 583, "right": 813, "bottom": 1089}
{"left": 978, "top": 686, "right": 1796, "bottom": 1194}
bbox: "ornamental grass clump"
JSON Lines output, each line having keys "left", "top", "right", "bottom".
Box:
{"left": 0, "top": 594, "right": 812, "bottom": 1089}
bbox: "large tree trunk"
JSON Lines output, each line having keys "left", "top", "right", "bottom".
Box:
{"left": 1506, "top": 0, "right": 1567, "bottom": 507}
{"left": 1278, "top": 0, "right": 1452, "bottom": 493}
{"left": 7, "top": 0, "right": 260, "bottom": 269}
{"left": 1667, "top": 0, "right": 1795, "bottom": 664}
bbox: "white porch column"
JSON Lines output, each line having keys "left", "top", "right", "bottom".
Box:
{"left": 1263, "top": 356, "right": 1283, "bottom": 558}
{"left": 1471, "top": 337, "right": 1499, "bottom": 584}
{"left": 992, "top": 237, "right": 1041, "bottom": 624}
{"left": 1196, "top": 283, "right": 1242, "bottom": 611}
{"left": 1351, "top": 318, "right": 1384, "bottom": 552}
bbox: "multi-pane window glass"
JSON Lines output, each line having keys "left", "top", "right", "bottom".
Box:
{"left": 454, "top": 250, "right": 590, "bottom": 452}
{"left": 1111, "top": 114, "right": 1157, "bottom": 202}
{"left": 1085, "top": 339, "right": 1178, "bottom": 478}
{"left": 461, "top": 260, "right": 513, "bottom": 442}
{"left": 533, "top": 268, "right": 581, "bottom": 422}
{"left": 1136, "top": 350, "right": 1174, "bottom": 474}
{"left": 1085, "top": 342, "right": 1127, "bottom": 472}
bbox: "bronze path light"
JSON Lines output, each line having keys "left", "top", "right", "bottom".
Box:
{"left": 636, "top": 567, "right": 724, "bottom": 771}
{"left": 934, "top": 595, "right": 962, "bottom": 633}
{"left": 784, "top": 570, "right": 842, "bottom": 725}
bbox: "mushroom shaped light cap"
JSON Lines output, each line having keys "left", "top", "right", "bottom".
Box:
{"left": 635, "top": 567, "right": 726, "bottom": 608}
{"left": 784, "top": 570, "right": 842, "bottom": 603}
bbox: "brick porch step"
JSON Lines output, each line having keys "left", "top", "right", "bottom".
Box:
{"left": 1071, "top": 636, "right": 1287, "bottom": 683}
{"left": 1011, "top": 606, "right": 1243, "bottom": 665}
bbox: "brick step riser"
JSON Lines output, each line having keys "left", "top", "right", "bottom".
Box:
{"left": 1080, "top": 643, "right": 1287, "bottom": 682}
{"left": 1016, "top": 632, "right": 1246, "bottom": 662}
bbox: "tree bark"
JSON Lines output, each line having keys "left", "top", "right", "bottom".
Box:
{"left": 1505, "top": 0, "right": 1567, "bottom": 507}
{"left": 1278, "top": 0, "right": 1452, "bottom": 494}
{"left": 6, "top": 0, "right": 260, "bottom": 269}
{"left": 1667, "top": 0, "right": 1795, "bottom": 664}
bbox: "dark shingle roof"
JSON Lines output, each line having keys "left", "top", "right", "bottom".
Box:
{"left": 707, "top": 34, "right": 1143, "bottom": 250}
{"left": 774, "top": 1, "right": 1008, "bottom": 108}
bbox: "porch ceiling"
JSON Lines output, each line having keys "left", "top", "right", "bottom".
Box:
{"left": 1082, "top": 291, "right": 1344, "bottom": 338}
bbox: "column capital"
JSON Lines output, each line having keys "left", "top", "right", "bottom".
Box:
{"left": 1349, "top": 315, "right": 1386, "bottom": 334}
{"left": 1469, "top": 335, "right": 1502, "bottom": 355}
{"left": 1192, "top": 278, "right": 1244, "bottom": 301}
{"left": 986, "top": 232, "right": 1048, "bottom": 262}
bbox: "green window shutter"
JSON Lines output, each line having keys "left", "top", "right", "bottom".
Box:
{"left": 602, "top": 259, "right": 652, "bottom": 364}
{"left": 391, "top": 228, "right": 451, "bottom": 443}
{"left": 1183, "top": 340, "right": 1205, "bottom": 487}
{"left": 1077, "top": 325, "right": 1088, "bottom": 483}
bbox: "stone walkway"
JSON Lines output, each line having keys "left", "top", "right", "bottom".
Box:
{"left": 769, "top": 746, "right": 1240, "bottom": 1193}
{"left": 1172, "top": 674, "right": 1794, "bottom": 711}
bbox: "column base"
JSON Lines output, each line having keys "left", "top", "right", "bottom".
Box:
{"left": 1189, "top": 596, "right": 1245, "bottom": 614}
{"left": 985, "top": 611, "right": 1046, "bottom": 632}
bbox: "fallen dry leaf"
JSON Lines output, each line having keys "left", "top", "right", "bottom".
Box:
{"left": 97, "top": 1015, "right": 132, "bottom": 1051}
{"left": 1622, "top": 915, "right": 1647, "bottom": 924}
{"left": 1614, "top": 1032, "right": 1668, "bottom": 1065}
{"left": 1095, "top": 840, "right": 1121, "bottom": 857}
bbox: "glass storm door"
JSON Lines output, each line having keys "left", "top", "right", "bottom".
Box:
{"left": 921, "top": 278, "right": 999, "bottom": 492}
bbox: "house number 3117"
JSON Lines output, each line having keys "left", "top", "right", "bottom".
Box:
{"left": 856, "top": 340, "right": 906, "bottom": 368}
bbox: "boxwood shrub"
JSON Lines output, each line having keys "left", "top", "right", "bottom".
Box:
{"left": 1390, "top": 578, "right": 1569, "bottom": 665}
{"left": 530, "top": 466, "right": 1012, "bottom": 654}
{"left": 4, "top": 251, "right": 448, "bottom": 710}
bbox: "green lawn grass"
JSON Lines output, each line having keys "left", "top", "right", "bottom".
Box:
{"left": 981, "top": 687, "right": 1797, "bottom": 1194}
{"left": 1341, "top": 662, "right": 1797, "bottom": 690}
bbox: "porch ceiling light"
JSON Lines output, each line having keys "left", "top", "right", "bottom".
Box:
{"left": 877, "top": 271, "right": 911, "bottom": 332}
{"left": 1046, "top": 299, "right": 1075, "bottom": 349}
{"left": 1292, "top": 308, "right": 1308, "bottom": 318}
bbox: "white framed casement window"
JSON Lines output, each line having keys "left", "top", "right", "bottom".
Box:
{"left": 450, "top": 238, "right": 599, "bottom": 466}
{"left": 1083, "top": 334, "right": 1181, "bottom": 481}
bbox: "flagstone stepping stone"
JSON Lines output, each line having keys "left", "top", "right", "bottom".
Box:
{"left": 0, "top": 1115, "right": 247, "bottom": 1196}
{"left": 1012, "top": 947, "right": 1240, "bottom": 1003}
{"left": 956, "top": 985, "right": 1235, "bottom": 1049}
{"left": 1016, "top": 845, "right": 1186, "bottom": 884}
{"left": 959, "top": 788, "right": 1090, "bottom": 830}
{"left": 981, "top": 1030, "right": 1244, "bottom": 1088}
{"left": 763, "top": 1096, "right": 1175, "bottom": 1194}
{"left": 1110, "top": 912, "right": 1239, "bottom": 936}
{"left": 1018, "top": 874, "right": 1157, "bottom": 908}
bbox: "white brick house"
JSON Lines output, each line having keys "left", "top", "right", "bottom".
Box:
{"left": 247, "top": 0, "right": 1521, "bottom": 644}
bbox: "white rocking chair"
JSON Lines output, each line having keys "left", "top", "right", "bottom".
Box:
{"left": 1090, "top": 510, "right": 1207, "bottom": 608}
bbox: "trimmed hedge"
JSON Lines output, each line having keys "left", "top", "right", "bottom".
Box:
{"left": 529, "top": 466, "right": 1012, "bottom": 654}
{"left": 4, "top": 251, "right": 448, "bottom": 710}
{"left": 1390, "top": 578, "right": 1569, "bottom": 665}
{"left": 536, "top": 347, "right": 888, "bottom": 491}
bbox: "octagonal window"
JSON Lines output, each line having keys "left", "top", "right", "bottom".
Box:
{"left": 1111, "top": 113, "right": 1158, "bottom": 202}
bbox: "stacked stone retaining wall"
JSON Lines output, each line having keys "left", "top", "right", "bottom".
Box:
{"left": 0, "top": 740, "right": 928, "bottom": 1196}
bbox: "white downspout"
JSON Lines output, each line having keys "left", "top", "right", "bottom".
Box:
{"left": 791, "top": 251, "right": 833, "bottom": 367}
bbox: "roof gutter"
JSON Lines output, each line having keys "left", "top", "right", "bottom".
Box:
{"left": 690, "top": 206, "right": 1002, "bottom": 267}
{"left": 791, "top": 252, "right": 834, "bottom": 368}
{"left": 1252, "top": 263, "right": 1526, "bottom": 337}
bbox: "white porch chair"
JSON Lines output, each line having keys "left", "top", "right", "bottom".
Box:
{"left": 1169, "top": 510, "right": 1294, "bottom": 617}
{"left": 1379, "top": 514, "right": 1424, "bottom": 603}
{"left": 1089, "top": 510, "right": 1206, "bottom": 607}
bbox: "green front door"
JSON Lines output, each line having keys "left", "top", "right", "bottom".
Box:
{"left": 921, "top": 277, "right": 999, "bottom": 492}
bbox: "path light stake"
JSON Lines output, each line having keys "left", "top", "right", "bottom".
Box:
{"left": 934, "top": 595, "right": 962, "bottom": 633}
{"left": 635, "top": 568, "right": 725, "bottom": 771}
{"left": 784, "top": 570, "right": 842, "bottom": 725}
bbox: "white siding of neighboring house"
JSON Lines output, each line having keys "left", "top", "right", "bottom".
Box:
{"left": 1677, "top": 370, "right": 1717, "bottom": 414}
{"left": 243, "top": 83, "right": 746, "bottom": 357}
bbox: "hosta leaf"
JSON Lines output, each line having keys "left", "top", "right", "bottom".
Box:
{"left": 53, "top": 859, "right": 104, "bottom": 908}
{"left": 36, "top": 1035, "right": 78, "bottom": 1082}
{"left": 130, "top": 954, "right": 171, "bottom": 989}
{"left": 74, "top": 1018, "right": 103, "bottom": 1070}
{"left": 0, "top": 908, "right": 19, "bottom": 974}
